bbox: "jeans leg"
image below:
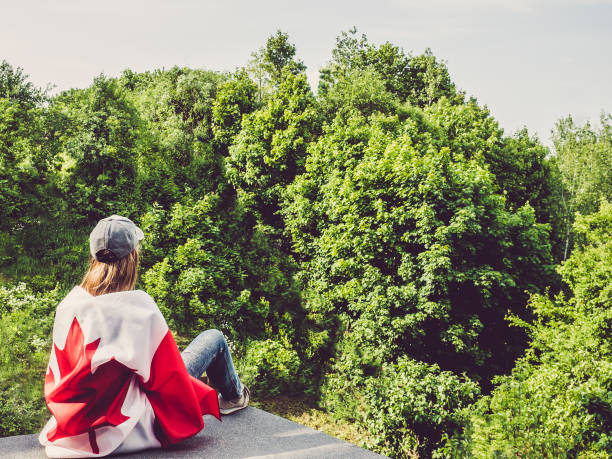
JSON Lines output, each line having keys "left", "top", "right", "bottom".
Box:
{"left": 181, "top": 329, "right": 243, "bottom": 401}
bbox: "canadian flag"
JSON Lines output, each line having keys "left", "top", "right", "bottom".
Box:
{"left": 39, "top": 286, "right": 220, "bottom": 458}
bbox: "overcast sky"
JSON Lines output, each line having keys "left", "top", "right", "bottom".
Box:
{"left": 2, "top": 0, "right": 611, "bottom": 145}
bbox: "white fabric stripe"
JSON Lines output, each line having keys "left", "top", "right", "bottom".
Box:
{"left": 50, "top": 287, "right": 168, "bottom": 383}
{"left": 113, "top": 397, "right": 161, "bottom": 454}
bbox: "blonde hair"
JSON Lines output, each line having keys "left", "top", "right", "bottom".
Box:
{"left": 80, "top": 249, "right": 139, "bottom": 296}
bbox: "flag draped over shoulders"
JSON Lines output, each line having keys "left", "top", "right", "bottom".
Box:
{"left": 39, "top": 286, "right": 220, "bottom": 458}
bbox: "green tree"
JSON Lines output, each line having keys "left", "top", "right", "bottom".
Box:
{"left": 53, "top": 76, "right": 142, "bottom": 223}
{"left": 317, "top": 68, "right": 399, "bottom": 121}
{"left": 0, "top": 62, "right": 72, "bottom": 285}
{"left": 126, "top": 67, "right": 226, "bottom": 207}
{"left": 0, "top": 61, "right": 54, "bottom": 232}
{"left": 552, "top": 114, "right": 612, "bottom": 259}
{"left": 257, "top": 30, "right": 306, "bottom": 84}
{"left": 500, "top": 129, "right": 565, "bottom": 259}
{"left": 0, "top": 60, "right": 45, "bottom": 105}
{"left": 319, "top": 28, "right": 459, "bottom": 108}
{"left": 426, "top": 99, "right": 565, "bottom": 260}
{"left": 404, "top": 49, "right": 458, "bottom": 107}
{"left": 225, "top": 69, "right": 320, "bottom": 233}
{"left": 248, "top": 30, "right": 306, "bottom": 102}
{"left": 282, "top": 110, "right": 555, "bottom": 454}
{"left": 212, "top": 70, "right": 258, "bottom": 151}
{"left": 286, "top": 111, "right": 555, "bottom": 377}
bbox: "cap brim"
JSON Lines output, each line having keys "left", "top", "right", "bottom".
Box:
{"left": 135, "top": 227, "right": 144, "bottom": 241}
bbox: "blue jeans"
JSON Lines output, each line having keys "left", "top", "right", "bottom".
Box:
{"left": 181, "top": 329, "right": 243, "bottom": 401}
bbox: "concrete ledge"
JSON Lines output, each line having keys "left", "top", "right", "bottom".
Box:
{"left": 0, "top": 407, "right": 385, "bottom": 458}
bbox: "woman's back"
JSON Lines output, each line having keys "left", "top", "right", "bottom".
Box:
{"left": 39, "top": 216, "right": 220, "bottom": 458}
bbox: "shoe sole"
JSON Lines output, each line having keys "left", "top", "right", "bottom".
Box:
{"left": 219, "top": 388, "right": 250, "bottom": 415}
{"left": 219, "top": 404, "right": 248, "bottom": 415}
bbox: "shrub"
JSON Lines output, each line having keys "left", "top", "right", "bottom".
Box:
{"left": 322, "top": 356, "right": 479, "bottom": 457}
{"left": 0, "top": 283, "right": 63, "bottom": 437}
{"left": 236, "top": 337, "right": 303, "bottom": 397}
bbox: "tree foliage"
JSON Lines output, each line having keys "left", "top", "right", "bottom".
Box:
{"left": 0, "top": 30, "right": 598, "bottom": 459}
{"left": 552, "top": 114, "right": 612, "bottom": 259}
{"left": 248, "top": 30, "right": 306, "bottom": 102}
{"left": 226, "top": 69, "right": 320, "bottom": 231}
{"left": 319, "top": 28, "right": 459, "bottom": 109}
{"left": 260, "top": 30, "right": 306, "bottom": 83}
{"left": 125, "top": 67, "right": 226, "bottom": 207}
{"left": 284, "top": 111, "right": 555, "bottom": 379}
{"left": 281, "top": 108, "right": 557, "bottom": 455}
{"left": 212, "top": 70, "right": 259, "bottom": 150}
{"left": 0, "top": 61, "right": 56, "bottom": 232}
{"left": 464, "top": 201, "right": 612, "bottom": 458}
{"left": 425, "top": 98, "right": 565, "bottom": 260}
{"left": 139, "top": 195, "right": 304, "bottom": 343}
{"left": 52, "top": 76, "right": 142, "bottom": 223}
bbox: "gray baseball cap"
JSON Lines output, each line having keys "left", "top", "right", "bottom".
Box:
{"left": 89, "top": 215, "right": 144, "bottom": 261}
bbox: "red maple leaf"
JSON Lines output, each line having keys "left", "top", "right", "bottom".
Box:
{"left": 45, "top": 317, "right": 134, "bottom": 454}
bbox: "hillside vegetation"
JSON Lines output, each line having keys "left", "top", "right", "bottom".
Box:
{"left": 1, "top": 30, "right": 611, "bottom": 457}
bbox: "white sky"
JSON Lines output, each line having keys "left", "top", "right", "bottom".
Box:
{"left": 2, "top": 0, "right": 611, "bottom": 145}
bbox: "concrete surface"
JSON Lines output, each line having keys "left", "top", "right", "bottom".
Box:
{"left": 0, "top": 407, "right": 385, "bottom": 458}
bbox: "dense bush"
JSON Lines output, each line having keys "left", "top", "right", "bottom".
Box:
{"left": 0, "top": 224, "right": 88, "bottom": 291}
{"left": 324, "top": 356, "right": 480, "bottom": 457}
{"left": 236, "top": 337, "right": 303, "bottom": 397}
{"left": 462, "top": 201, "right": 612, "bottom": 458}
{"left": 0, "top": 284, "right": 64, "bottom": 436}
{"left": 281, "top": 109, "right": 556, "bottom": 455}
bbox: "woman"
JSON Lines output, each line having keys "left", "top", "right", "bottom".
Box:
{"left": 39, "top": 215, "right": 249, "bottom": 458}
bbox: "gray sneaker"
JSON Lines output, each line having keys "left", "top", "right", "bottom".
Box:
{"left": 218, "top": 385, "right": 250, "bottom": 415}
